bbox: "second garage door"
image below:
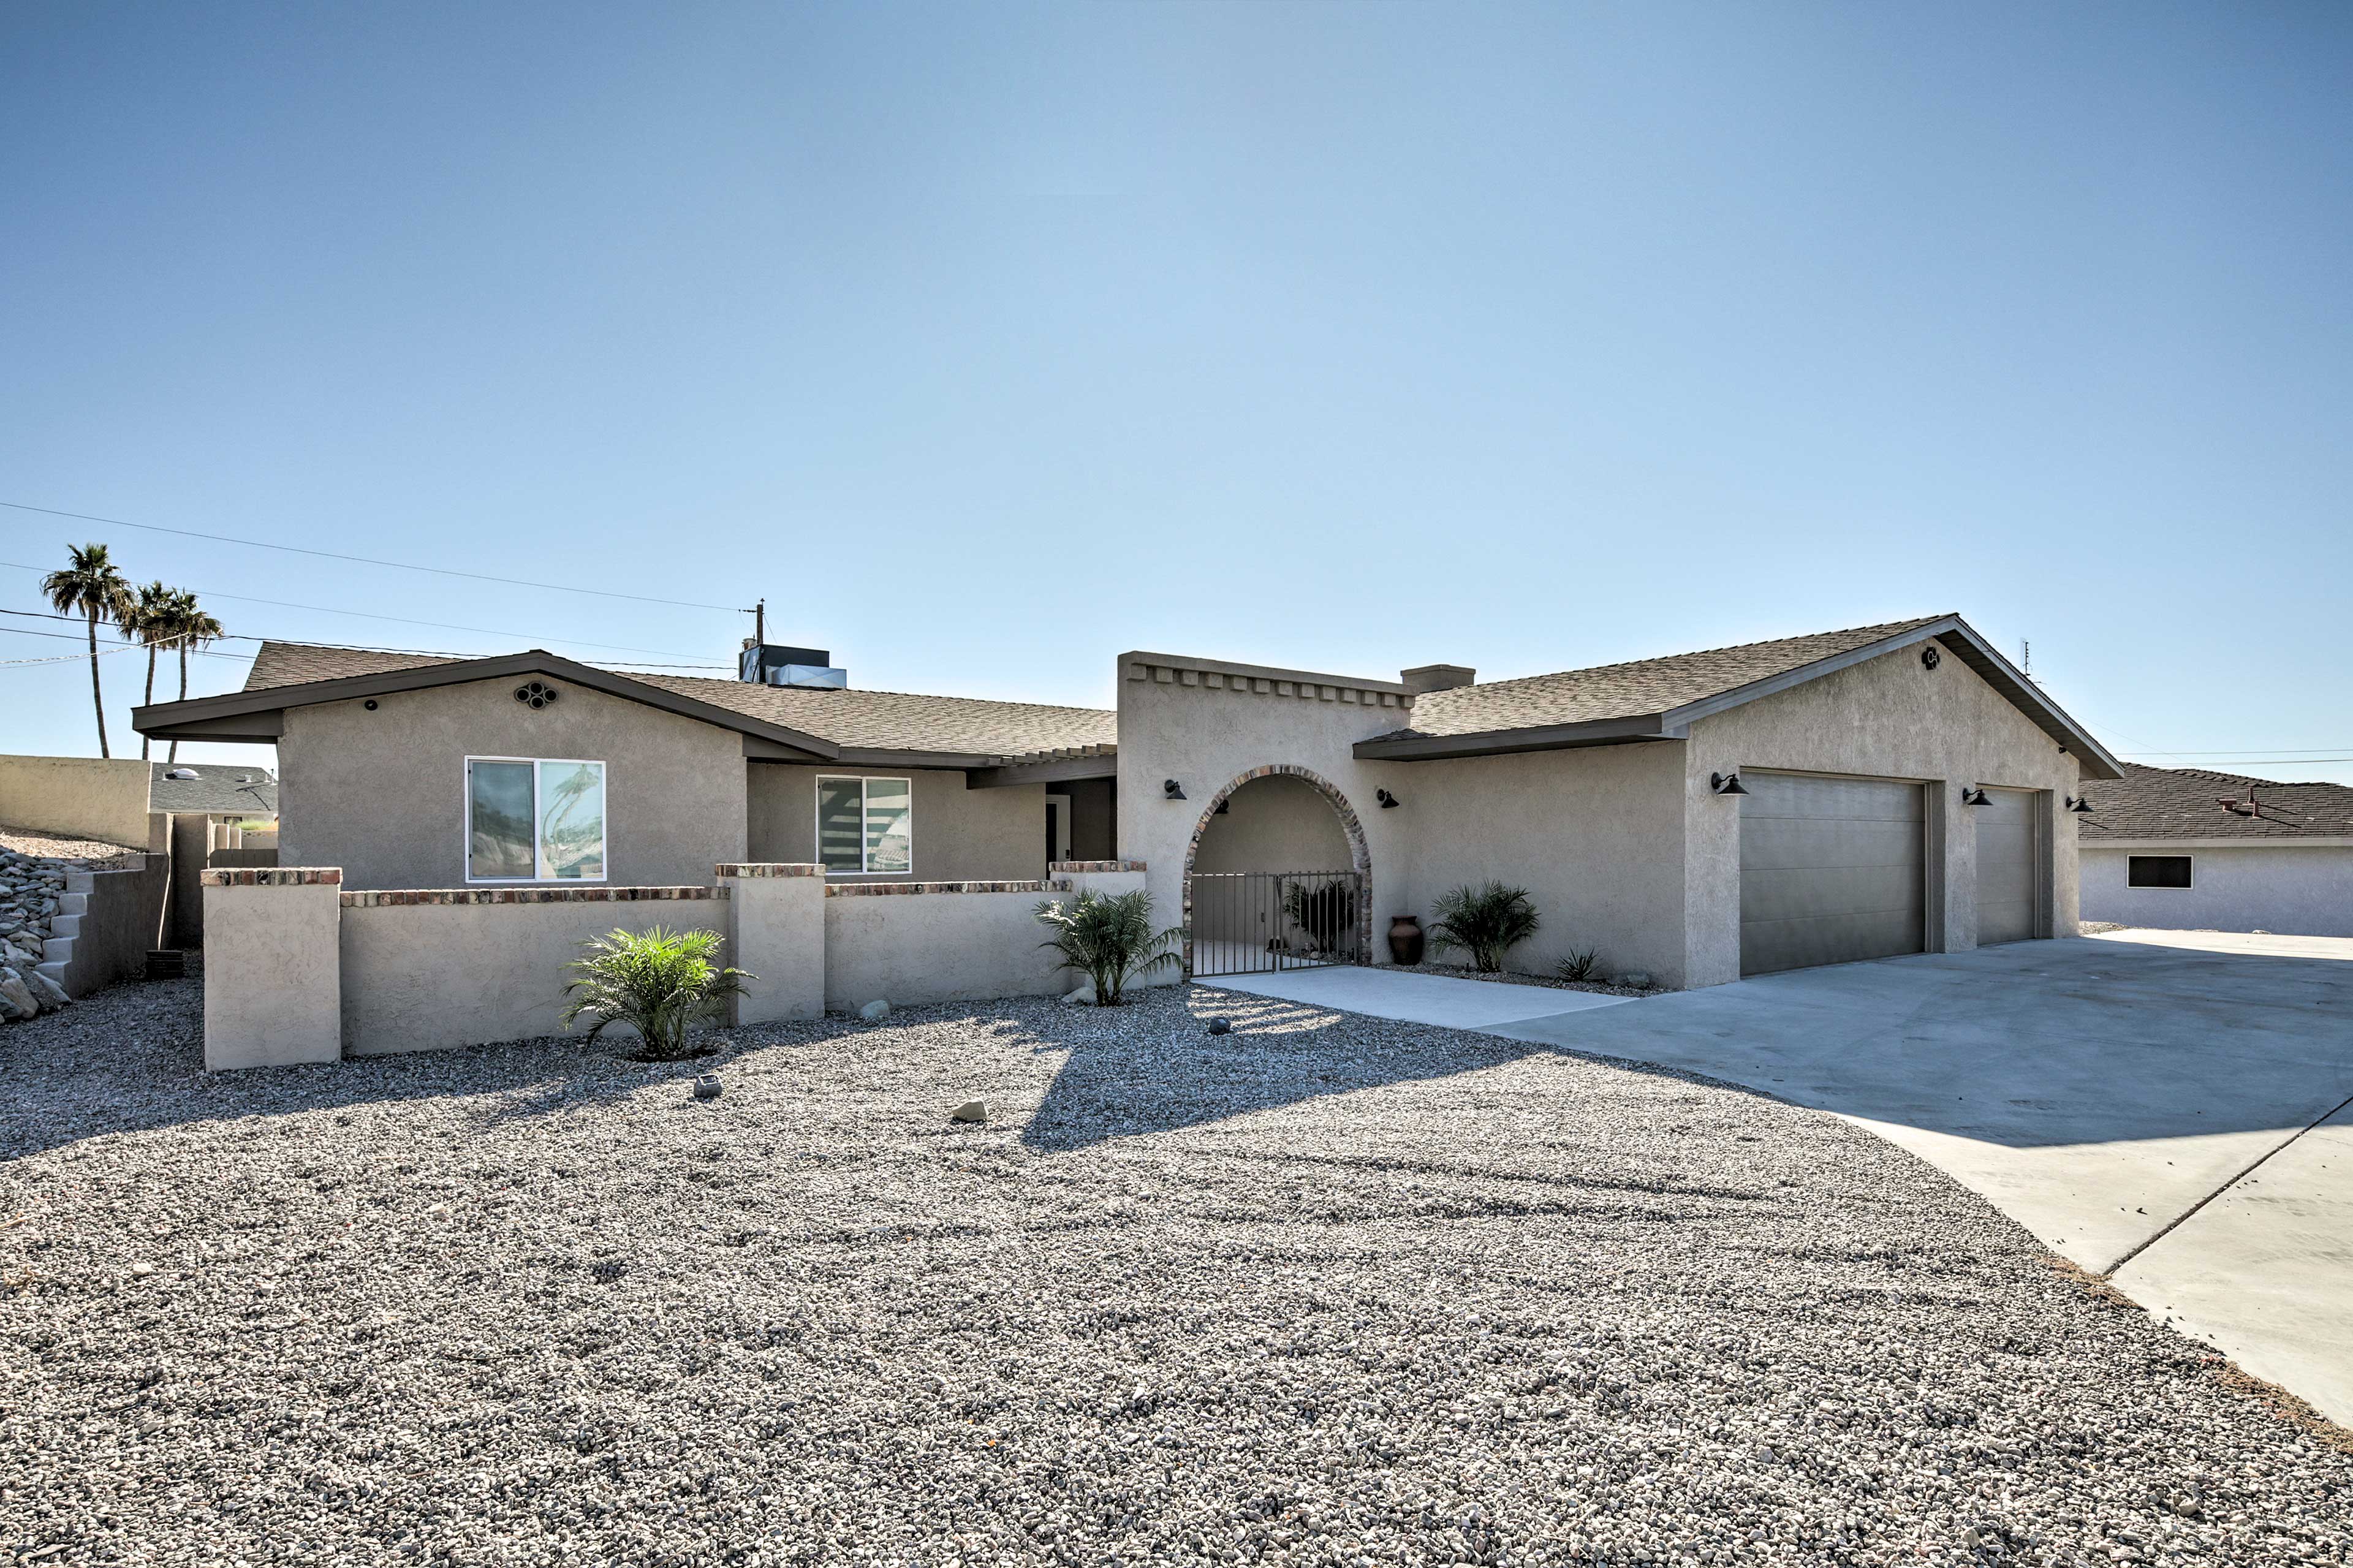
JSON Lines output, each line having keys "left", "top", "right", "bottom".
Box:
{"left": 1740, "top": 773, "right": 1927, "bottom": 976}
{"left": 1974, "top": 787, "right": 2042, "bottom": 945}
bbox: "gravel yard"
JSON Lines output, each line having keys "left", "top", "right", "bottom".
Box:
{"left": 4, "top": 979, "right": 2349, "bottom": 1567}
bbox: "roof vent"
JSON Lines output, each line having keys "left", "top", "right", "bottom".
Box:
{"left": 1400, "top": 663, "right": 1476, "bottom": 694}
{"left": 739, "top": 643, "right": 848, "bottom": 690}
{"left": 164, "top": 767, "right": 199, "bottom": 780}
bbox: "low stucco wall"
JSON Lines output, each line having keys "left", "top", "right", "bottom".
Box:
{"left": 748, "top": 764, "right": 1047, "bottom": 882}
{"left": 823, "top": 884, "right": 1068, "bottom": 1011}
{"left": 2082, "top": 844, "right": 2353, "bottom": 939}
{"left": 0, "top": 754, "right": 153, "bottom": 848}
{"left": 339, "top": 888, "right": 729, "bottom": 1056}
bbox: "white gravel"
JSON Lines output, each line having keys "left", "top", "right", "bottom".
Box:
{"left": 4, "top": 975, "right": 2349, "bottom": 1566}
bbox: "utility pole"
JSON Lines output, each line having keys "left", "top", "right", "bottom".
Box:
{"left": 754, "top": 599, "right": 765, "bottom": 645}
{"left": 2021, "top": 639, "right": 2031, "bottom": 676}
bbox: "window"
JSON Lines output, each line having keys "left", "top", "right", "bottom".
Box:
{"left": 466, "top": 758, "right": 606, "bottom": 882}
{"left": 2127, "top": 854, "right": 2193, "bottom": 890}
{"left": 816, "top": 776, "right": 911, "bottom": 874}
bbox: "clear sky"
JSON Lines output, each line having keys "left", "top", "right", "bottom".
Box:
{"left": 4, "top": 2, "right": 2348, "bottom": 780}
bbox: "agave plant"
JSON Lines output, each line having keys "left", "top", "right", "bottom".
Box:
{"left": 1428, "top": 882, "right": 1541, "bottom": 973}
{"left": 1556, "top": 946, "right": 1602, "bottom": 983}
{"left": 1034, "top": 888, "right": 1181, "bottom": 1005}
{"left": 559, "top": 926, "right": 752, "bottom": 1059}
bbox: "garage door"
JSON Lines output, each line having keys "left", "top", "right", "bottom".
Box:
{"left": 1974, "top": 787, "right": 2041, "bottom": 945}
{"left": 1740, "top": 773, "right": 1926, "bottom": 976}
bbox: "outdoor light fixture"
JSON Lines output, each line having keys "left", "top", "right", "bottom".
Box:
{"left": 1962, "top": 786, "right": 1990, "bottom": 805}
{"left": 2066, "top": 795, "right": 2094, "bottom": 814}
{"left": 1376, "top": 789, "right": 1401, "bottom": 809}
{"left": 1710, "top": 772, "right": 1749, "bottom": 797}
{"left": 1163, "top": 779, "right": 1186, "bottom": 801}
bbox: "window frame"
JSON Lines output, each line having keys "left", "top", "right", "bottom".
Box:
{"left": 464, "top": 756, "right": 610, "bottom": 885}
{"left": 2126, "top": 854, "right": 2195, "bottom": 890}
{"left": 814, "top": 774, "right": 914, "bottom": 876}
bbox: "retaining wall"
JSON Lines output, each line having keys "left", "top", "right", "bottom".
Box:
{"left": 0, "top": 754, "right": 154, "bottom": 848}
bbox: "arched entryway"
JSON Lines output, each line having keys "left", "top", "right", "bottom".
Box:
{"left": 1182, "top": 765, "right": 1372, "bottom": 977}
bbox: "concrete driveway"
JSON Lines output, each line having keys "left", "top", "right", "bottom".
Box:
{"left": 1208, "top": 931, "right": 2353, "bottom": 1427}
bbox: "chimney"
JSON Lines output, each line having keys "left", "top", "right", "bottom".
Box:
{"left": 1400, "top": 663, "right": 1476, "bottom": 694}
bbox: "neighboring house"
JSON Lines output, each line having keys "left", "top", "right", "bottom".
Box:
{"left": 2078, "top": 763, "right": 2353, "bottom": 938}
{"left": 134, "top": 612, "right": 2120, "bottom": 991}
{"left": 151, "top": 761, "right": 278, "bottom": 828}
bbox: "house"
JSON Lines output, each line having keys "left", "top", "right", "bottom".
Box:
{"left": 2078, "top": 763, "right": 2353, "bottom": 939}
{"left": 151, "top": 760, "right": 278, "bottom": 834}
{"left": 134, "top": 612, "right": 2121, "bottom": 996}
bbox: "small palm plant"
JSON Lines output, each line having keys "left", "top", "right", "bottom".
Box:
{"left": 1428, "top": 882, "right": 1541, "bottom": 973}
{"left": 1034, "top": 888, "right": 1181, "bottom": 1005}
{"left": 559, "top": 926, "right": 752, "bottom": 1060}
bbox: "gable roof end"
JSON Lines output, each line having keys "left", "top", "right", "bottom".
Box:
{"left": 1354, "top": 615, "right": 2124, "bottom": 779}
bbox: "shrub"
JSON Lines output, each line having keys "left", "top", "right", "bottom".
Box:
{"left": 559, "top": 926, "right": 752, "bottom": 1060}
{"left": 1428, "top": 882, "right": 1541, "bottom": 973}
{"left": 1556, "top": 947, "right": 1602, "bottom": 983}
{"left": 1281, "top": 879, "right": 1358, "bottom": 956}
{"left": 1035, "top": 888, "right": 1182, "bottom": 1005}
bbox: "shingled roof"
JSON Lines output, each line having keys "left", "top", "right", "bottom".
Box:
{"left": 150, "top": 761, "right": 278, "bottom": 817}
{"left": 229, "top": 642, "right": 1115, "bottom": 762}
{"left": 2078, "top": 763, "right": 2353, "bottom": 842}
{"left": 1385, "top": 617, "right": 1949, "bottom": 740}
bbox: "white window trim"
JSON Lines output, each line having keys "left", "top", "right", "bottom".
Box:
{"left": 2126, "top": 853, "right": 2195, "bottom": 891}
{"left": 815, "top": 775, "right": 914, "bottom": 876}
{"left": 464, "top": 756, "right": 610, "bottom": 884}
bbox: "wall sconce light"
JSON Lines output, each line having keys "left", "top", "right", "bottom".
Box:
{"left": 1961, "top": 786, "right": 1990, "bottom": 805}
{"left": 1710, "top": 772, "right": 1749, "bottom": 797}
{"left": 2066, "top": 795, "right": 2094, "bottom": 814}
{"left": 1376, "top": 789, "right": 1401, "bottom": 809}
{"left": 1163, "top": 779, "right": 1186, "bottom": 801}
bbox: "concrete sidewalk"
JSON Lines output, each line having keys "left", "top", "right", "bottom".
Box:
{"left": 1203, "top": 933, "right": 2353, "bottom": 1427}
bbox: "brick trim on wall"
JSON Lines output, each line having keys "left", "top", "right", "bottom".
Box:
{"left": 1048, "top": 860, "right": 1146, "bottom": 873}
{"left": 341, "top": 885, "right": 722, "bottom": 908}
{"left": 827, "top": 879, "right": 1056, "bottom": 898}
{"left": 1178, "top": 764, "right": 1373, "bottom": 976}
{"left": 713, "top": 863, "right": 825, "bottom": 878}
{"left": 201, "top": 867, "right": 343, "bottom": 887}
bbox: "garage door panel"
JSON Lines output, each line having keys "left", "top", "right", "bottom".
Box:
{"left": 1976, "top": 787, "right": 2040, "bottom": 945}
{"left": 1740, "top": 773, "right": 1926, "bottom": 977}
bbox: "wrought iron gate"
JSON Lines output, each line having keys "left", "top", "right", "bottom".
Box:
{"left": 1189, "top": 871, "right": 1363, "bottom": 977}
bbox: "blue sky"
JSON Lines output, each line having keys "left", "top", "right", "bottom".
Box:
{"left": 4, "top": 2, "right": 2348, "bottom": 779}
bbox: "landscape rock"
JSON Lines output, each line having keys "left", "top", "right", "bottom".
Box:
{"left": 1618, "top": 971, "right": 1653, "bottom": 988}
{"left": 25, "top": 969, "right": 70, "bottom": 1010}
{"left": 949, "top": 1099, "right": 987, "bottom": 1123}
{"left": 0, "top": 970, "right": 37, "bottom": 1021}
{"left": 1062, "top": 979, "right": 1097, "bottom": 1006}
{"left": 858, "top": 999, "right": 891, "bottom": 1020}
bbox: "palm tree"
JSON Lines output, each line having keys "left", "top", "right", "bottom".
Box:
{"left": 164, "top": 589, "right": 225, "bottom": 765}
{"left": 41, "top": 543, "right": 132, "bottom": 757}
{"left": 119, "top": 580, "right": 180, "bottom": 761}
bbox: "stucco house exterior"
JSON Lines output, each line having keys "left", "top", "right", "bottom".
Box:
{"left": 2079, "top": 764, "right": 2353, "bottom": 939}
{"left": 135, "top": 612, "right": 2120, "bottom": 994}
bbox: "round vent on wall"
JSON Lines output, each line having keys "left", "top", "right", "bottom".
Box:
{"left": 1920, "top": 645, "right": 1942, "bottom": 670}
{"left": 515, "top": 681, "right": 560, "bottom": 709}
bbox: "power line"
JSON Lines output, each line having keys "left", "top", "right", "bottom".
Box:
{"left": 0, "top": 564, "right": 728, "bottom": 664}
{"left": 2118, "top": 747, "right": 2353, "bottom": 757}
{"left": 1, "top": 498, "right": 754, "bottom": 615}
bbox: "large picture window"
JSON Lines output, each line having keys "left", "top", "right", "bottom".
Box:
{"left": 816, "top": 776, "right": 911, "bottom": 874}
{"left": 467, "top": 758, "right": 606, "bottom": 882}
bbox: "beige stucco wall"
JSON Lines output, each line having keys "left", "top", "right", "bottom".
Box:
{"left": 1395, "top": 742, "right": 1691, "bottom": 985}
{"left": 341, "top": 895, "right": 731, "bottom": 1056}
{"left": 1115, "top": 656, "right": 1419, "bottom": 985}
{"left": 721, "top": 869, "right": 827, "bottom": 1023}
{"left": 1682, "top": 643, "right": 2086, "bottom": 988}
{"left": 204, "top": 879, "right": 342, "bottom": 1069}
{"left": 2081, "top": 843, "right": 2353, "bottom": 939}
{"left": 278, "top": 677, "right": 747, "bottom": 892}
{"left": 747, "top": 764, "right": 1045, "bottom": 882}
{"left": 1192, "top": 774, "right": 1354, "bottom": 874}
{"left": 0, "top": 754, "right": 153, "bottom": 848}
{"left": 823, "top": 888, "right": 1066, "bottom": 1010}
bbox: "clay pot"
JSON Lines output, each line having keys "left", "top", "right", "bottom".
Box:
{"left": 1387, "top": 915, "right": 1425, "bottom": 966}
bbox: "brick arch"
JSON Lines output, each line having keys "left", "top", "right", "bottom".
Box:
{"left": 1181, "top": 764, "right": 1373, "bottom": 974}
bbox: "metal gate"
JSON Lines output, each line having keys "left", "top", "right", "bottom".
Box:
{"left": 1189, "top": 871, "right": 1363, "bottom": 977}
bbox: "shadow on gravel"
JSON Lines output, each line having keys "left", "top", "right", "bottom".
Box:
{"left": 1018, "top": 984, "right": 1563, "bottom": 1152}
{"left": 0, "top": 970, "right": 854, "bottom": 1161}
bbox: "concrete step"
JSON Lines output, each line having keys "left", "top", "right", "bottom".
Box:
{"left": 64, "top": 871, "right": 96, "bottom": 894}
{"left": 57, "top": 891, "right": 88, "bottom": 917}
{"left": 43, "top": 935, "right": 75, "bottom": 964}
{"left": 34, "top": 960, "right": 69, "bottom": 988}
{"left": 48, "top": 914, "right": 81, "bottom": 941}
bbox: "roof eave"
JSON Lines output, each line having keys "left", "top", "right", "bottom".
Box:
{"left": 132, "top": 650, "right": 842, "bottom": 762}
{"left": 1658, "top": 615, "right": 2127, "bottom": 781}
{"left": 1353, "top": 713, "right": 1675, "bottom": 762}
